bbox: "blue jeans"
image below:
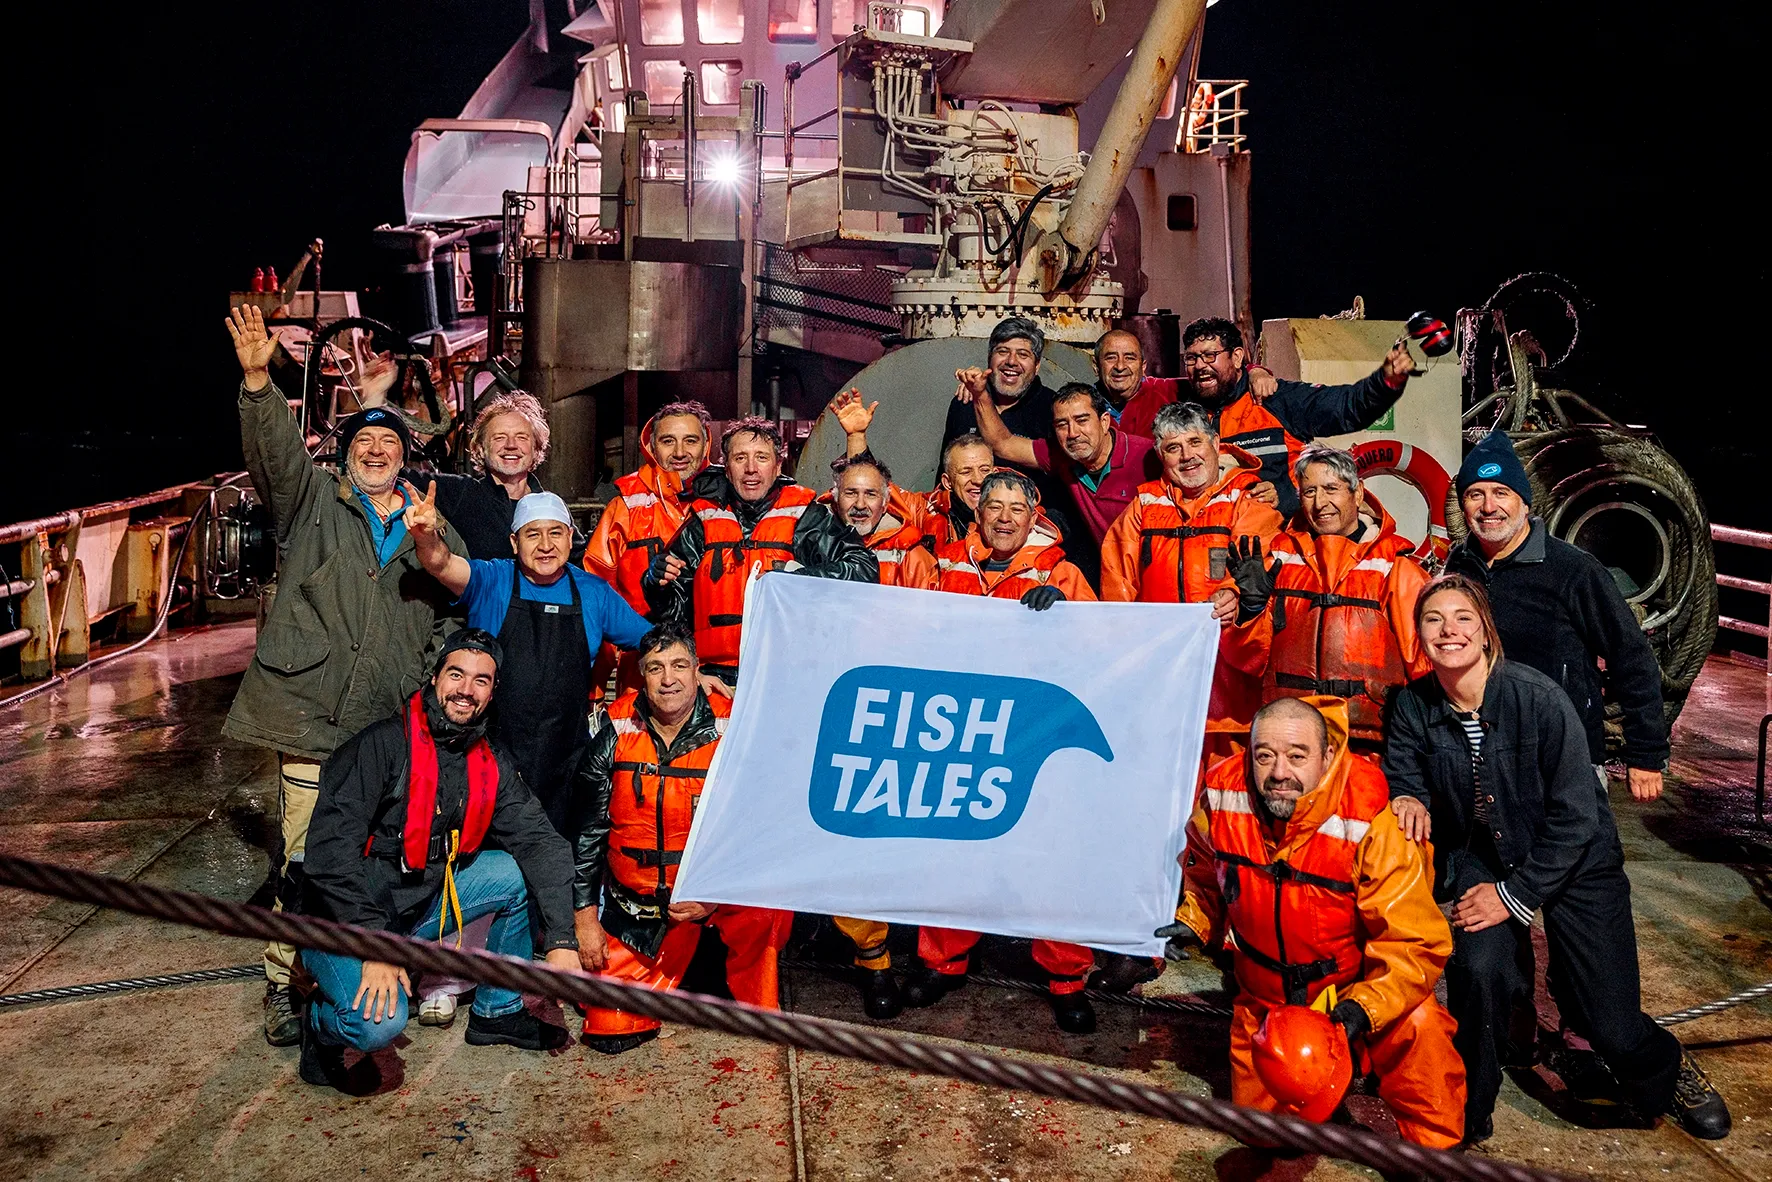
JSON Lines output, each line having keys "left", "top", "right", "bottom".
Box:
{"left": 304, "top": 850, "right": 532, "bottom": 1051}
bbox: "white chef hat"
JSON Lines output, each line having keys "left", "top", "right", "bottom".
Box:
{"left": 511, "top": 491, "right": 573, "bottom": 533}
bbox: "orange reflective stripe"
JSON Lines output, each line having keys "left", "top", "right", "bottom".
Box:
{"left": 692, "top": 485, "right": 815, "bottom": 665}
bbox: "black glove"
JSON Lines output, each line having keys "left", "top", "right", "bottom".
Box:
{"left": 1153, "top": 921, "right": 1200, "bottom": 962}
{"left": 1020, "top": 585, "right": 1065, "bottom": 612}
{"left": 1331, "top": 999, "right": 1370, "bottom": 1045}
{"left": 1230, "top": 535, "right": 1281, "bottom": 624}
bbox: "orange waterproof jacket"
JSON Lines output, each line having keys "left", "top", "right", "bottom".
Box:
{"left": 934, "top": 532, "right": 1098, "bottom": 602}
{"left": 586, "top": 414, "right": 707, "bottom": 614}
{"left": 921, "top": 486, "right": 1061, "bottom": 553}
{"left": 689, "top": 483, "right": 818, "bottom": 666}
{"left": 1225, "top": 493, "right": 1431, "bottom": 742}
{"left": 818, "top": 485, "right": 937, "bottom": 590}
{"left": 604, "top": 689, "right": 731, "bottom": 899}
{"left": 1100, "top": 446, "right": 1282, "bottom": 732}
{"left": 1175, "top": 699, "right": 1451, "bottom": 1032}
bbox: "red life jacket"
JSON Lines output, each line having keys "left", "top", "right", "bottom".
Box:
{"left": 1128, "top": 448, "right": 1266, "bottom": 604}
{"left": 605, "top": 690, "right": 732, "bottom": 899}
{"left": 1198, "top": 735, "right": 1391, "bottom": 1007}
{"left": 398, "top": 690, "right": 499, "bottom": 873}
{"left": 690, "top": 483, "right": 815, "bottom": 666}
{"left": 1264, "top": 496, "right": 1422, "bottom": 741}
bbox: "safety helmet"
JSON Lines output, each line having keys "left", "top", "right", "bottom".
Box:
{"left": 1250, "top": 1004, "right": 1352, "bottom": 1122}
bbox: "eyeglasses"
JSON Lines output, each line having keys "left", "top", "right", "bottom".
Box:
{"left": 1182, "top": 348, "right": 1225, "bottom": 367}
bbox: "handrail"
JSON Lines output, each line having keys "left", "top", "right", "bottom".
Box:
{"left": 1711, "top": 523, "right": 1772, "bottom": 645}
{"left": 411, "top": 118, "right": 555, "bottom": 150}
{"left": 0, "top": 476, "right": 234, "bottom": 547}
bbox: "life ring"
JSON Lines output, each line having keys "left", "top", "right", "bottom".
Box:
{"left": 1350, "top": 439, "right": 1451, "bottom": 564}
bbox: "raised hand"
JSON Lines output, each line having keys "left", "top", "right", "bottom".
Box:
{"left": 225, "top": 304, "right": 279, "bottom": 390}
{"left": 403, "top": 479, "right": 441, "bottom": 540}
{"left": 1230, "top": 535, "right": 1281, "bottom": 623}
{"left": 1382, "top": 336, "right": 1417, "bottom": 387}
{"left": 359, "top": 349, "right": 398, "bottom": 405}
{"left": 953, "top": 367, "right": 990, "bottom": 405}
{"left": 828, "top": 388, "right": 878, "bottom": 437}
{"left": 1247, "top": 365, "right": 1278, "bottom": 404}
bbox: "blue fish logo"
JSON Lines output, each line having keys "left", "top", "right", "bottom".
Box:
{"left": 808, "top": 666, "right": 1114, "bottom": 840}
{"left": 1476, "top": 462, "right": 1503, "bottom": 478}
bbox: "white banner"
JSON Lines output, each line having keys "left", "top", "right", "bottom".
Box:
{"left": 673, "top": 575, "right": 1218, "bottom": 957}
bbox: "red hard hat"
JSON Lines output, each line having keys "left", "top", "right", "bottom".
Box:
{"left": 1251, "top": 1004, "right": 1352, "bottom": 1122}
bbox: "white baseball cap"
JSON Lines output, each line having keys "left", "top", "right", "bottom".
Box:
{"left": 511, "top": 491, "right": 573, "bottom": 533}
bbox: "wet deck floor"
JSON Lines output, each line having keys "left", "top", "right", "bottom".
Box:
{"left": 1, "top": 622, "right": 1767, "bottom": 1180}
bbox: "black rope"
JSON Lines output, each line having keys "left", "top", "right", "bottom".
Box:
{"left": 781, "top": 957, "right": 1234, "bottom": 1018}
{"left": 0, "top": 853, "right": 1564, "bottom": 1182}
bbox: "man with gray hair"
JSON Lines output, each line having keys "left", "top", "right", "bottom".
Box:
{"left": 1223, "top": 443, "right": 1432, "bottom": 748}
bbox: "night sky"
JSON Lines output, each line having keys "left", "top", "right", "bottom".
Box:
{"left": 10, "top": 0, "right": 1763, "bottom": 546}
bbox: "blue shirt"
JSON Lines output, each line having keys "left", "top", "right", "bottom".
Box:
{"left": 459, "top": 559, "right": 651, "bottom": 653}
{"left": 355, "top": 486, "right": 410, "bottom": 567}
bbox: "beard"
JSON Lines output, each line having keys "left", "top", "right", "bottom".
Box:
{"left": 347, "top": 454, "right": 399, "bottom": 496}
{"left": 1255, "top": 777, "right": 1303, "bottom": 820}
{"left": 1470, "top": 513, "right": 1526, "bottom": 546}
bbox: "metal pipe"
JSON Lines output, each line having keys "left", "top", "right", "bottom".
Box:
{"left": 1713, "top": 523, "right": 1772, "bottom": 550}
{"left": 0, "top": 628, "right": 30, "bottom": 651}
{"left": 0, "top": 511, "right": 81, "bottom": 547}
{"left": 1719, "top": 615, "right": 1771, "bottom": 640}
{"left": 1717, "top": 573, "right": 1772, "bottom": 596}
{"left": 1, "top": 578, "right": 32, "bottom": 600}
{"left": 683, "top": 68, "right": 698, "bottom": 243}
{"left": 1048, "top": 0, "right": 1206, "bottom": 288}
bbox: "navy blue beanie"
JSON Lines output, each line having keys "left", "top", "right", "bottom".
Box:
{"left": 338, "top": 405, "right": 412, "bottom": 458}
{"left": 1456, "top": 428, "right": 1532, "bottom": 504}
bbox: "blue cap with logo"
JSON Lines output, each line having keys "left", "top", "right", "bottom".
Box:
{"left": 1455, "top": 428, "right": 1532, "bottom": 505}
{"left": 337, "top": 405, "right": 413, "bottom": 458}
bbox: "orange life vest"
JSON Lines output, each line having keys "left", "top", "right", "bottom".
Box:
{"left": 1214, "top": 391, "right": 1304, "bottom": 495}
{"left": 935, "top": 534, "right": 1066, "bottom": 599}
{"left": 919, "top": 487, "right": 966, "bottom": 551}
{"left": 604, "top": 690, "right": 731, "bottom": 900}
{"left": 604, "top": 471, "right": 692, "bottom": 614}
{"left": 690, "top": 483, "right": 815, "bottom": 666}
{"left": 1198, "top": 743, "right": 1392, "bottom": 1007}
{"left": 870, "top": 520, "right": 931, "bottom": 587}
{"left": 1128, "top": 464, "right": 1264, "bottom": 604}
{"left": 1264, "top": 501, "right": 1421, "bottom": 740}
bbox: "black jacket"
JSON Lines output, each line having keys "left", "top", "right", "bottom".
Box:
{"left": 1383, "top": 660, "right": 1619, "bottom": 913}
{"left": 414, "top": 470, "right": 589, "bottom": 564}
{"left": 1444, "top": 518, "right": 1667, "bottom": 768}
{"left": 644, "top": 471, "right": 877, "bottom": 646}
{"left": 302, "top": 686, "right": 579, "bottom": 951}
{"left": 568, "top": 689, "right": 725, "bottom": 959}
{"left": 940, "top": 376, "right": 1086, "bottom": 580}
{"left": 1204, "top": 367, "right": 1405, "bottom": 518}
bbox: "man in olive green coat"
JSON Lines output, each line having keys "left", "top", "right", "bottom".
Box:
{"left": 223, "top": 305, "right": 453, "bottom": 1046}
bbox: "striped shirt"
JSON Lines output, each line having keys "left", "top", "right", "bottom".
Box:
{"left": 1455, "top": 708, "right": 1534, "bottom": 926}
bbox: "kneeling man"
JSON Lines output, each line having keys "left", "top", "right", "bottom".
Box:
{"left": 569, "top": 627, "right": 793, "bottom": 1054}
{"left": 299, "top": 630, "right": 581, "bottom": 1089}
{"left": 1161, "top": 696, "right": 1466, "bottom": 1148}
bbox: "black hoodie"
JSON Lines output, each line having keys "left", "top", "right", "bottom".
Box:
{"left": 302, "top": 685, "right": 579, "bottom": 951}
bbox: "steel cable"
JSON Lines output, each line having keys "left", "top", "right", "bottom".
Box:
{"left": 1653, "top": 980, "right": 1772, "bottom": 1027}
{"left": 0, "top": 853, "right": 1565, "bottom": 1182}
{"left": 0, "top": 964, "right": 261, "bottom": 1008}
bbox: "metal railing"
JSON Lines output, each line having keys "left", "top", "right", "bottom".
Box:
{"left": 1178, "top": 80, "right": 1248, "bottom": 153}
{"left": 1712, "top": 522, "right": 1771, "bottom": 646}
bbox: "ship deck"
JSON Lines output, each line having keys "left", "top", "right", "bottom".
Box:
{"left": 1, "top": 622, "right": 1767, "bottom": 1181}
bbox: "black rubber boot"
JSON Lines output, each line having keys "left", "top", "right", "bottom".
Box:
{"left": 298, "top": 1015, "right": 349, "bottom": 1089}
{"left": 902, "top": 967, "right": 966, "bottom": 1009}
{"left": 1086, "top": 953, "right": 1164, "bottom": 995}
{"left": 1666, "top": 1052, "right": 1731, "bottom": 1140}
{"left": 465, "top": 1008, "right": 569, "bottom": 1051}
{"left": 1049, "top": 991, "right": 1096, "bottom": 1035}
{"left": 859, "top": 969, "right": 904, "bottom": 1020}
{"left": 264, "top": 981, "right": 303, "bottom": 1048}
{"left": 583, "top": 1029, "right": 661, "bottom": 1056}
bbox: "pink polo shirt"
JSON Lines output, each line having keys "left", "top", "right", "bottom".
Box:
{"left": 1031, "top": 429, "right": 1161, "bottom": 543}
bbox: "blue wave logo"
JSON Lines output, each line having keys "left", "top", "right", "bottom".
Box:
{"left": 808, "top": 666, "right": 1114, "bottom": 840}
{"left": 1476, "top": 462, "right": 1503, "bottom": 478}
